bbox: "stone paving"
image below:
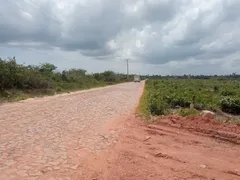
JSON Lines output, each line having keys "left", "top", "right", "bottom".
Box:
{"left": 0, "top": 82, "right": 144, "bottom": 180}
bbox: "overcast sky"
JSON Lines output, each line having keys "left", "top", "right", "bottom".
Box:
{"left": 0, "top": 0, "right": 239, "bottom": 75}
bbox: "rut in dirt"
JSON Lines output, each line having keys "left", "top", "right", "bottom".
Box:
{"left": 102, "top": 115, "right": 240, "bottom": 180}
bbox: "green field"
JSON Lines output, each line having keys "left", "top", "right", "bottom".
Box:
{"left": 139, "top": 79, "right": 240, "bottom": 118}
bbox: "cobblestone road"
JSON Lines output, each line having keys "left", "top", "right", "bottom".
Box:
{"left": 0, "top": 82, "right": 144, "bottom": 180}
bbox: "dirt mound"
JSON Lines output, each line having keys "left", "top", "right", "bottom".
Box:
{"left": 160, "top": 115, "right": 240, "bottom": 144}
{"left": 102, "top": 116, "right": 240, "bottom": 180}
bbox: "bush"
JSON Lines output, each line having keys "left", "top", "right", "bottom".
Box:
{"left": 149, "top": 100, "right": 168, "bottom": 116}
{"left": 171, "top": 96, "right": 191, "bottom": 108}
{"left": 220, "top": 97, "right": 240, "bottom": 114}
{"left": 213, "top": 85, "right": 219, "bottom": 92}
{"left": 56, "top": 87, "right": 62, "bottom": 92}
{"left": 221, "top": 90, "right": 236, "bottom": 96}
{"left": 148, "top": 92, "right": 169, "bottom": 115}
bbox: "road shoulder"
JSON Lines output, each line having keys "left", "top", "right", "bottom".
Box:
{"left": 98, "top": 115, "right": 240, "bottom": 180}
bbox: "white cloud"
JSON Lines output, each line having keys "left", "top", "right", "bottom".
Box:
{"left": 0, "top": 0, "right": 239, "bottom": 74}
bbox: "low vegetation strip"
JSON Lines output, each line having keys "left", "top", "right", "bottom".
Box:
{"left": 0, "top": 57, "right": 133, "bottom": 101}
{"left": 140, "top": 79, "right": 240, "bottom": 119}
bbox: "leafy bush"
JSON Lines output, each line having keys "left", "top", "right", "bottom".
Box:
{"left": 56, "top": 87, "right": 62, "bottom": 92}
{"left": 220, "top": 97, "right": 240, "bottom": 114}
{"left": 221, "top": 90, "right": 236, "bottom": 96}
{"left": 213, "top": 85, "right": 219, "bottom": 92}
{"left": 171, "top": 96, "right": 191, "bottom": 108}
{"left": 148, "top": 92, "right": 169, "bottom": 115}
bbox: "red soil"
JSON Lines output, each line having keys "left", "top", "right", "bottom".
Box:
{"left": 100, "top": 115, "right": 240, "bottom": 180}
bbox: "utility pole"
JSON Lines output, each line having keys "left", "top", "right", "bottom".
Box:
{"left": 126, "top": 59, "right": 129, "bottom": 79}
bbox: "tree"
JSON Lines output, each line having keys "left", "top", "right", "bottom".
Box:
{"left": 102, "top": 71, "right": 117, "bottom": 82}
{"left": 39, "top": 63, "right": 57, "bottom": 73}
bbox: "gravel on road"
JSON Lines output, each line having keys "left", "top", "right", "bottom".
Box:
{"left": 0, "top": 82, "right": 144, "bottom": 180}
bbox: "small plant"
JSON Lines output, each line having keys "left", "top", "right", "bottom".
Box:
{"left": 56, "top": 87, "right": 62, "bottom": 92}
{"left": 148, "top": 92, "right": 169, "bottom": 116}
{"left": 220, "top": 97, "right": 240, "bottom": 114}
{"left": 213, "top": 85, "right": 219, "bottom": 92}
{"left": 221, "top": 90, "right": 236, "bottom": 96}
{"left": 178, "top": 108, "right": 199, "bottom": 117}
{"left": 149, "top": 101, "right": 169, "bottom": 116}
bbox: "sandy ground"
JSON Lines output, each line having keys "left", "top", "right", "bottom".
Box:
{"left": 1, "top": 81, "right": 240, "bottom": 180}
{"left": 101, "top": 116, "right": 240, "bottom": 180}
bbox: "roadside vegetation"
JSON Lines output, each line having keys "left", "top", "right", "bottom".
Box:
{"left": 0, "top": 57, "right": 133, "bottom": 102}
{"left": 139, "top": 78, "right": 240, "bottom": 122}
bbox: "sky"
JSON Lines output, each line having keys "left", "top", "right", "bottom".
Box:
{"left": 0, "top": 0, "right": 240, "bottom": 75}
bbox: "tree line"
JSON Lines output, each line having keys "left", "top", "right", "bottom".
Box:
{"left": 0, "top": 57, "right": 133, "bottom": 100}
{"left": 141, "top": 74, "right": 240, "bottom": 80}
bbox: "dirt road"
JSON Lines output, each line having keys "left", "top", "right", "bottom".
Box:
{"left": 0, "top": 82, "right": 144, "bottom": 180}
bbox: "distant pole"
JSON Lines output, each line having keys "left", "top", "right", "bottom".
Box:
{"left": 126, "top": 59, "right": 129, "bottom": 79}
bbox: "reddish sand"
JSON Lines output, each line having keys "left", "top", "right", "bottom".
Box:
{"left": 98, "top": 115, "right": 240, "bottom": 180}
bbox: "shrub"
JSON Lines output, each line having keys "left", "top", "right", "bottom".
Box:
{"left": 220, "top": 97, "right": 240, "bottom": 114}
{"left": 213, "top": 85, "right": 219, "bottom": 92}
{"left": 56, "top": 87, "right": 62, "bottom": 92}
{"left": 149, "top": 100, "right": 168, "bottom": 116}
{"left": 221, "top": 90, "right": 236, "bottom": 96}
{"left": 171, "top": 96, "right": 191, "bottom": 108}
{"left": 148, "top": 92, "right": 169, "bottom": 115}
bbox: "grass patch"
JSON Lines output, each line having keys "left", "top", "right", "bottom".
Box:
{"left": 137, "top": 85, "right": 150, "bottom": 118}
{"left": 178, "top": 108, "right": 200, "bottom": 117}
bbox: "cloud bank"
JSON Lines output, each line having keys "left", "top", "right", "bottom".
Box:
{"left": 0, "top": 0, "right": 239, "bottom": 74}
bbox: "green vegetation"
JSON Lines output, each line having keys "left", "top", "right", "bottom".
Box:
{"left": 138, "top": 85, "right": 150, "bottom": 118}
{"left": 178, "top": 108, "right": 200, "bottom": 117}
{"left": 140, "top": 79, "right": 240, "bottom": 117}
{"left": 0, "top": 57, "right": 133, "bottom": 101}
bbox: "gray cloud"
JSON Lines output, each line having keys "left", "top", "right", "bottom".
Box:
{"left": 131, "top": 0, "right": 240, "bottom": 66}
{"left": 0, "top": 0, "right": 61, "bottom": 44}
{"left": 0, "top": 0, "right": 239, "bottom": 74}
